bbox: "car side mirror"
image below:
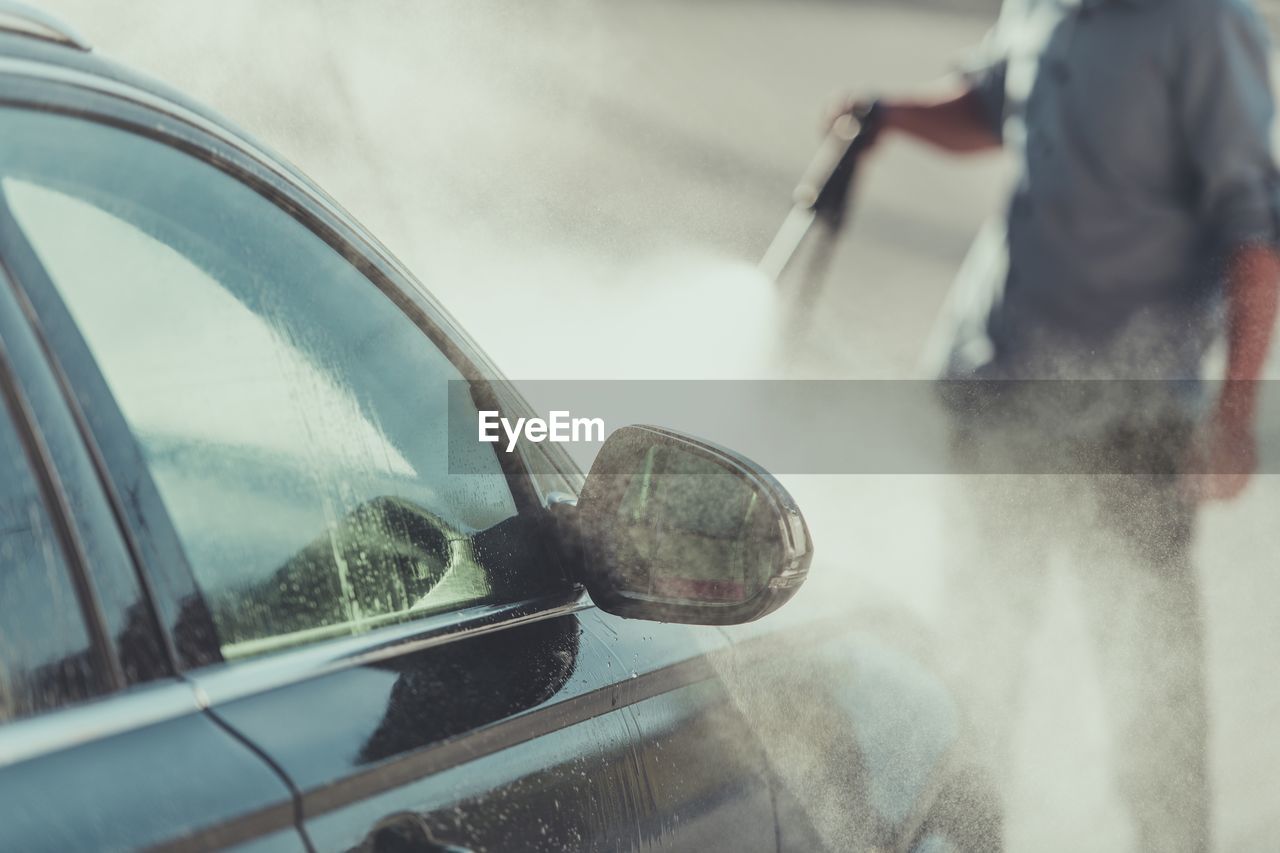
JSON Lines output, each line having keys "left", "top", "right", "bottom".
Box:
{"left": 572, "top": 425, "right": 812, "bottom": 624}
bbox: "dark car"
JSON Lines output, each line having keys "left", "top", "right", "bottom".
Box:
{"left": 0, "top": 5, "right": 991, "bottom": 851}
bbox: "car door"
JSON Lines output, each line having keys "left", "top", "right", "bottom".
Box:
{"left": 0, "top": 231, "right": 306, "bottom": 851}
{"left": 580, "top": 610, "right": 779, "bottom": 851}
{"left": 0, "top": 93, "right": 735, "bottom": 852}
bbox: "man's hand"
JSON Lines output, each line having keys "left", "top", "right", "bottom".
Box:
{"left": 823, "top": 93, "right": 876, "bottom": 134}
{"left": 823, "top": 93, "right": 855, "bottom": 132}
{"left": 1184, "top": 403, "right": 1258, "bottom": 502}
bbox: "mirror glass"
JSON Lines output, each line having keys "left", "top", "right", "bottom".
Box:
{"left": 596, "top": 442, "right": 783, "bottom": 607}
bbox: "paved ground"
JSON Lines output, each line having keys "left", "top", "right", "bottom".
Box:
{"left": 43, "top": 1, "right": 1280, "bottom": 849}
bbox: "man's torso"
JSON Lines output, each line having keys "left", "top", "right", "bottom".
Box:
{"left": 950, "top": 0, "right": 1267, "bottom": 380}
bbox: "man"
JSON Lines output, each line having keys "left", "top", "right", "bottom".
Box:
{"left": 832, "top": 0, "right": 1279, "bottom": 849}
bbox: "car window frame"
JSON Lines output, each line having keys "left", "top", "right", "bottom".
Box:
{"left": 0, "top": 72, "right": 583, "bottom": 674}
{"left": 0, "top": 270, "right": 122, "bottom": 706}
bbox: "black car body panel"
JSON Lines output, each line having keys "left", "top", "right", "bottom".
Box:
{"left": 204, "top": 608, "right": 775, "bottom": 852}
{"left": 0, "top": 682, "right": 305, "bottom": 852}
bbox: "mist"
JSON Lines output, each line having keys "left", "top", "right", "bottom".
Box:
{"left": 42, "top": 0, "right": 1280, "bottom": 849}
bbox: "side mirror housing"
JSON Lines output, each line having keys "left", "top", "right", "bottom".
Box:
{"left": 572, "top": 425, "right": 812, "bottom": 625}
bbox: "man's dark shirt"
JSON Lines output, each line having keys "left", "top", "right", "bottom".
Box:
{"left": 942, "top": 0, "right": 1280, "bottom": 381}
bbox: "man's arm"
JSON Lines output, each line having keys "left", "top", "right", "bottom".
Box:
{"left": 831, "top": 29, "right": 1007, "bottom": 153}
{"left": 830, "top": 88, "right": 1002, "bottom": 153}
{"left": 1224, "top": 245, "right": 1280, "bottom": 403}
{"left": 878, "top": 89, "right": 1004, "bottom": 153}
{"left": 1193, "top": 243, "right": 1280, "bottom": 500}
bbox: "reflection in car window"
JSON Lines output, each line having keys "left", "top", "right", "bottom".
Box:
{"left": 0, "top": 109, "right": 546, "bottom": 660}
{"left": 0, "top": 392, "right": 104, "bottom": 722}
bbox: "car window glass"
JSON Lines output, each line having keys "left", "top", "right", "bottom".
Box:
{"left": 0, "top": 109, "right": 550, "bottom": 661}
{"left": 0, "top": 391, "right": 104, "bottom": 722}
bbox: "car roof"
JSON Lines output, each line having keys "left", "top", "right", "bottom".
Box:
{"left": 0, "top": 28, "right": 278, "bottom": 159}
{"left": 0, "top": 0, "right": 89, "bottom": 49}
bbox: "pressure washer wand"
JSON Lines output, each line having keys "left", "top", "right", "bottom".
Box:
{"left": 759, "top": 101, "right": 884, "bottom": 285}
